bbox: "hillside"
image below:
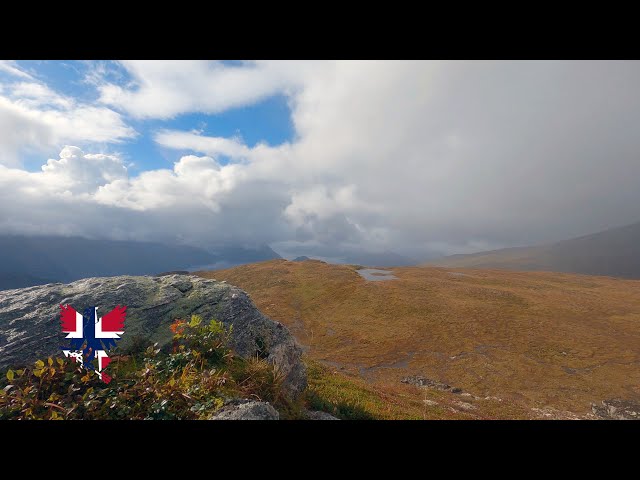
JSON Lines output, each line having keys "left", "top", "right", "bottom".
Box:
{"left": 197, "top": 259, "right": 640, "bottom": 418}
{"left": 428, "top": 221, "right": 640, "bottom": 279}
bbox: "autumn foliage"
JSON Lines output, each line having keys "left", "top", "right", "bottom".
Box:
{"left": 0, "top": 315, "right": 287, "bottom": 420}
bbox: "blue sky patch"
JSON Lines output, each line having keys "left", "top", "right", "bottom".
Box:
{"left": 7, "top": 61, "right": 295, "bottom": 173}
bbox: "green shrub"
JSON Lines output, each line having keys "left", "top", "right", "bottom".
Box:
{"left": 0, "top": 315, "right": 287, "bottom": 420}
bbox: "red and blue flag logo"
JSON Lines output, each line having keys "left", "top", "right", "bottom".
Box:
{"left": 60, "top": 304, "right": 126, "bottom": 383}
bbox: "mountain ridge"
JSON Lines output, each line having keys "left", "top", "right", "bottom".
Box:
{"left": 0, "top": 235, "right": 280, "bottom": 290}
{"left": 428, "top": 220, "right": 640, "bottom": 279}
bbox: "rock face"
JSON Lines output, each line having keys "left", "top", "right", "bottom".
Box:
{"left": 592, "top": 399, "right": 640, "bottom": 420}
{"left": 0, "top": 274, "right": 306, "bottom": 399}
{"left": 210, "top": 400, "right": 279, "bottom": 420}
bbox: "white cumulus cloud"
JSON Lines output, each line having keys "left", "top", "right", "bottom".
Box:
{"left": 97, "top": 60, "right": 316, "bottom": 119}
{"left": 0, "top": 69, "right": 136, "bottom": 168}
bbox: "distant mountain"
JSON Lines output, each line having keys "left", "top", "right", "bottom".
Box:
{"left": 343, "top": 250, "right": 416, "bottom": 267}
{"left": 428, "top": 221, "right": 640, "bottom": 279}
{"left": 0, "top": 235, "right": 281, "bottom": 290}
{"left": 0, "top": 272, "right": 55, "bottom": 290}
{"left": 187, "top": 244, "right": 282, "bottom": 271}
{"left": 292, "top": 256, "right": 311, "bottom": 262}
{"left": 208, "top": 244, "right": 281, "bottom": 264}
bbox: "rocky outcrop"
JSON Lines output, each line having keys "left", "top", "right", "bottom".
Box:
{"left": 0, "top": 274, "right": 306, "bottom": 399}
{"left": 401, "top": 375, "right": 463, "bottom": 393}
{"left": 592, "top": 399, "right": 640, "bottom": 420}
{"left": 209, "top": 400, "right": 279, "bottom": 420}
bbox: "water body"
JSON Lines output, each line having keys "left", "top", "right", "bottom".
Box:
{"left": 357, "top": 268, "right": 398, "bottom": 281}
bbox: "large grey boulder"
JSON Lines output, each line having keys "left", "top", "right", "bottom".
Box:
{"left": 209, "top": 400, "right": 279, "bottom": 420}
{"left": 0, "top": 274, "right": 306, "bottom": 399}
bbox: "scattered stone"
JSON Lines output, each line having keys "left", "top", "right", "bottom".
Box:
{"left": 453, "top": 400, "right": 477, "bottom": 411}
{"left": 423, "top": 399, "right": 438, "bottom": 407}
{"left": 592, "top": 399, "right": 640, "bottom": 420}
{"left": 531, "top": 407, "right": 585, "bottom": 420}
{"left": 304, "top": 410, "right": 340, "bottom": 420}
{"left": 484, "top": 396, "right": 503, "bottom": 402}
{"left": 401, "top": 375, "right": 463, "bottom": 394}
{"left": 210, "top": 400, "right": 279, "bottom": 420}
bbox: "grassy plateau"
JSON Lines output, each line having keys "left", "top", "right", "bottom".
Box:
{"left": 197, "top": 259, "right": 640, "bottom": 419}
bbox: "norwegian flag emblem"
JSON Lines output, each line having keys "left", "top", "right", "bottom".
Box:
{"left": 60, "top": 304, "right": 126, "bottom": 384}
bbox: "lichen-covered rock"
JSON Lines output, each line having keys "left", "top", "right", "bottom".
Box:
{"left": 401, "top": 375, "right": 462, "bottom": 393}
{"left": 0, "top": 274, "right": 306, "bottom": 398}
{"left": 304, "top": 410, "right": 340, "bottom": 420}
{"left": 592, "top": 399, "right": 640, "bottom": 420}
{"left": 209, "top": 400, "right": 279, "bottom": 420}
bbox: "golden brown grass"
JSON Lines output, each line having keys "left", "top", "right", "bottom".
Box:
{"left": 197, "top": 260, "right": 640, "bottom": 417}
{"left": 305, "top": 358, "right": 533, "bottom": 419}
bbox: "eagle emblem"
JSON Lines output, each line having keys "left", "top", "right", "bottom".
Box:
{"left": 60, "top": 304, "right": 126, "bottom": 383}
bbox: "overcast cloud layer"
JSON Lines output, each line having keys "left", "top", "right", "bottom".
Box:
{"left": 1, "top": 60, "right": 640, "bottom": 260}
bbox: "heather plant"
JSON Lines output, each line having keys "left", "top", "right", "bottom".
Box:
{"left": 0, "top": 315, "right": 287, "bottom": 420}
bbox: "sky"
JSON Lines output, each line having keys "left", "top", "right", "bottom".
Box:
{"left": 1, "top": 60, "right": 640, "bottom": 261}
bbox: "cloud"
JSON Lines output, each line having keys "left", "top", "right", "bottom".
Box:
{"left": 94, "top": 153, "right": 241, "bottom": 212}
{"left": 0, "top": 74, "right": 136, "bottom": 168}
{"left": 154, "top": 130, "right": 251, "bottom": 158}
{"left": 96, "top": 60, "right": 316, "bottom": 119}
{"left": 0, "top": 61, "right": 32, "bottom": 79}
{"left": 0, "top": 145, "right": 291, "bottom": 248}
{"left": 3, "top": 61, "right": 640, "bottom": 261}
{"left": 9, "top": 82, "right": 72, "bottom": 108}
{"left": 0, "top": 98, "right": 54, "bottom": 167}
{"left": 41, "top": 146, "right": 128, "bottom": 193}
{"left": 150, "top": 60, "right": 640, "bottom": 258}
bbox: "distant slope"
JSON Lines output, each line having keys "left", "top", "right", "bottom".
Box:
{"left": 197, "top": 259, "right": 640, "bottom": 417}
{"left": 428, "top": 221, "right": 640, "bottom": 279}
{"left": 0, "top": 235, "right": 217, "bottom": 289}
{"left": 0, "top": 272, "right": 55, "bottom": 290}
{"left": 281, "top": 250, "right": 415, "bottom": 267}
{"left": 209, "top": 244, "right": 281, "bottom": 264}
{"left": 186, "top": 244, "right": 282, "bottom": 270}
{"left": 0, "top": 235, "right": 282, "bottom": 290}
